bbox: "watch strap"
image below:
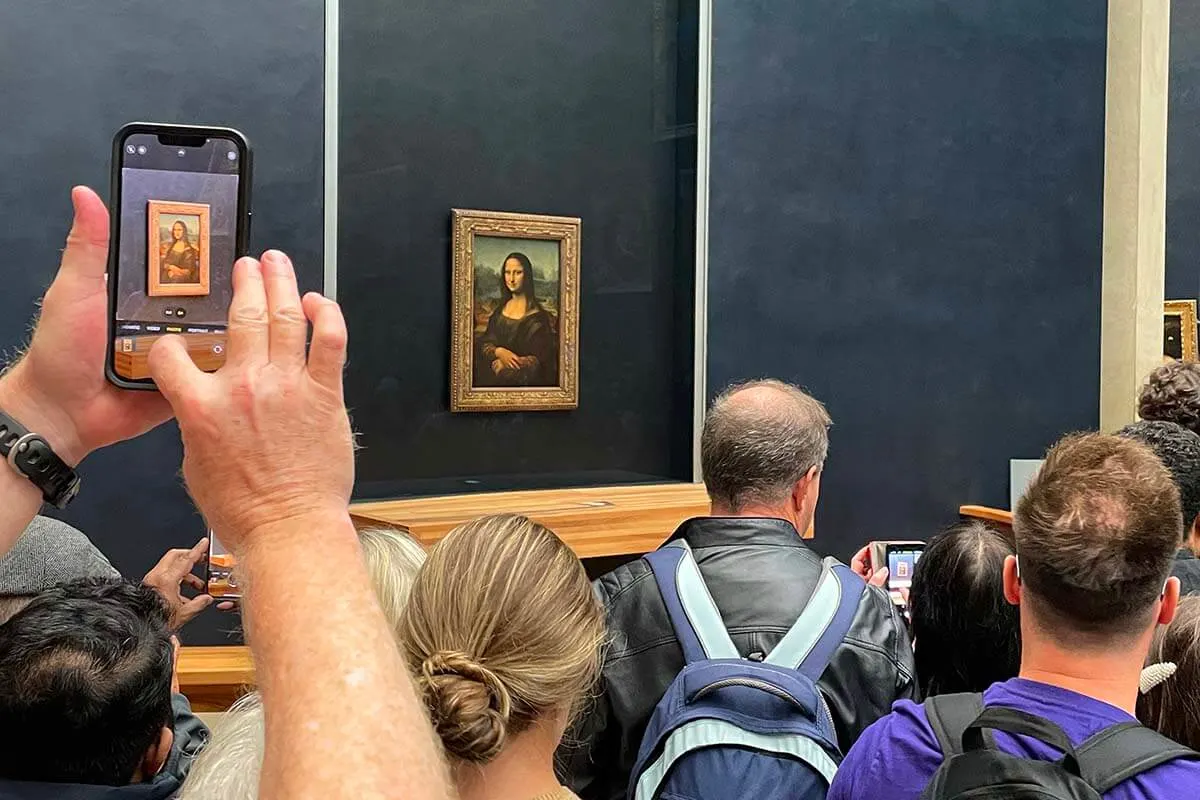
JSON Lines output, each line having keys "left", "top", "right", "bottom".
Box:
{"left": 0, "top": 411, "right": 80, "bottom": 509}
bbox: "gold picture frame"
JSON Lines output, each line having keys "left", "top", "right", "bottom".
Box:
{"left": 1165, "top": 299, "right": 1198, "bottom": 363}
{"left": 147, "top": 200, "right": 211, "bottom": 297}
{"left": 451, "top": 209, "right": 581, "bottom": 412}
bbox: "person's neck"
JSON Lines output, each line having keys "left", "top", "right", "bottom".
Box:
{"left": 1018, "top": 632, "right": 1145, "bottom": 715}
{"left": 455, "top": 725, "right": 562, "bottom": 800}
{"left": 709, "top": 503, "right": 801, "bottom": 533}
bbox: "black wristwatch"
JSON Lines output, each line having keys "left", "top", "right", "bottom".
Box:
{"left": 0, "top": 410, "right": 80, "bottom": 509}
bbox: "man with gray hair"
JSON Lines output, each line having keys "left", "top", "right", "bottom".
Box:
{"left": 562, "top": 380, "right": 916, "bottom": 800}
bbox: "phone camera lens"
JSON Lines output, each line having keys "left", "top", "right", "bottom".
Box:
{"left": 136, "top": 145, "right": 148, "bottom": 155}
{"left": 125, "top": 144, "right": 136, "bottom": 155}
{"left": 177, "top": 149, "right": 186, "bottom": 157}
{"left": 226, "top": 151, "right": 238, "bottom": 161}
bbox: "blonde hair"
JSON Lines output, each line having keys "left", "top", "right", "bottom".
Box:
{"left": 179, "top": 527, "right": 426, "bottom": 800}
{"left": 400, "top": 514, "right": 605, "bottom": 766}
{"left": 1137, "top": 596, "right": 1200, "bottom": 749}
{"left": 358, "top": 526, "right": 427, "bottom": 637}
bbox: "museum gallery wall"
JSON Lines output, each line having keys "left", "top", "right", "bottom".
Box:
{"left": 340, "top": 0, "right": 699, "bottom": 499}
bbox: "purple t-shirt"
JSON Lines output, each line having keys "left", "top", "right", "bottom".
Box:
{"left": 828, "top": 678, "right": 1200, "bottom": 800}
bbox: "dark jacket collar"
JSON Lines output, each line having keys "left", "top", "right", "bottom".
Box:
{"left": 0, "top": 775, "right": 179, "bottom": 800}
{"left": 666, "top": 516, "right": 808, "bottom": 550}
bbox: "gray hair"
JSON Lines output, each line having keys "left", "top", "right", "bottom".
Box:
{"left": 178, "top": 691, "right": 263, "bottom": 800}
{"left": 358, "top": 526, "right": 427, "bottom": 640}
{"left": 179, "top": 528, "right": 427, "bottom": 800}
{"left": 701, "top": 379, "right": 832, "bottom": 511}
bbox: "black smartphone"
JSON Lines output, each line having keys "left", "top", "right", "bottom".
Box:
{"left": 206, "top": 531, "right": 241, "bottom": 602}
{"left": 883, "top": 542, "right": 925, "bottom": 606}
{"left": 106, "top": 122, "right": 252, "bottom": 390}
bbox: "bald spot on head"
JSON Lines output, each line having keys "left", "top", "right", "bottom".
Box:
{"left": 701, "top": 380, "right": 832, "bottom": 512}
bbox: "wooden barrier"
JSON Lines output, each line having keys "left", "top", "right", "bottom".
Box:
{"left": 349, "top": 482, "right": 713, "bottom": 558}
{"left": 177, "top": 645, "right": 255, "bottom": 713}
{"left": 959, "top": 504, "right": 1014, "bottom": 527}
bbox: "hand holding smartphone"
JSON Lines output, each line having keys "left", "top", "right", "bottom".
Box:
{"left": 105, "top": 123, "right": 252, "bottom": 390}
{"left": 866, "top": 540, "right": 925, "bottom": 607}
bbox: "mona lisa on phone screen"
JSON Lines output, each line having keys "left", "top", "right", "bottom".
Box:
{"left": 106, "top": 123, "right": 252, "bottom": 389}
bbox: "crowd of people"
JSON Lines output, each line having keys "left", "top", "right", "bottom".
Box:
{"left": 3, "top": 187, "right": 1200, "bottom": 798}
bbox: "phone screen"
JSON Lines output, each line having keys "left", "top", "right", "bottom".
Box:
{"left": 886, "top": 546, "right": 923, "bottom": 604}
{"left": 110, "top": 130, "right": 246, "bottom": 383}
{"left": 207, "top": 531, "right": 240, "bottom": 601}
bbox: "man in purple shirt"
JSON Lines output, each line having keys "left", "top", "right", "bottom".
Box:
{"left": 829, "top": 432, "right": 1200, "bottom": 800}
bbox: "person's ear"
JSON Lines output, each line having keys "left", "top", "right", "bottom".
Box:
{"left": 791, "top": 466, "right": 821, "bottom": 528}
{"left": 791, "top": 466, "right": 821, "bottom": 508}
{"left": 1158, "top": 575, "right": 1181, "bottom": 626}
{"left": 135, "top": 726, "right": 173, "bottom": 783}
{"left": 1003, "top": 555, "right": 1021, "bottom": 606}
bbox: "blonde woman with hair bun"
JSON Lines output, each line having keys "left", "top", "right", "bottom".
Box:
{"left": 400, "top": 514, "right": 606, "bottom": 800}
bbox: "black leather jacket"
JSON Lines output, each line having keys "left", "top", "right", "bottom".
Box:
{"left": 559, "top": 516, "right": 917, "bottom": 800}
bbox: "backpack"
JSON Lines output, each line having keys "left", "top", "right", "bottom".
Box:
{"left": 627, "top": 540, "right": 864, "bottom": 800}
{"left": 919, "top": 692, "right": 1200, "bottom": 800}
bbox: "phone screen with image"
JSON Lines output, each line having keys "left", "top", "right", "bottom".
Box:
{"left": 107, "top": 125, "right": 250, "bottom": 387}
{"left": 207, "top": 532, "right": 240, "bottom": 601}
{"left": 886, "top": 546, "right": 923, "bottom": 605}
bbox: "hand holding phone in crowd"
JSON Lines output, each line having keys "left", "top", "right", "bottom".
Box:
{"left": 851, "top": 545, "right": 890, "bottom": 588}
{"left": 851, "top": 540, "right": 926, "bottom": 607}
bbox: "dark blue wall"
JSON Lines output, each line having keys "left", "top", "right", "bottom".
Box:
{"left": 0, "top": 1, "right": 325, "bottom": 644}
{"left": 1168, "top": 2, "right": 1200, "bottom": 300}
{"left": 339, "top": 0, "right": 697, "bottom": 499}
{"left": 707, "top": 0, "right": 1107, "bottom": 562}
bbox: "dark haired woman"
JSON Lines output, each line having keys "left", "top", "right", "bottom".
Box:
{"left": 907, "top": 521, "right": 1021, "bottom": 696}
{"left": 161, "top": 220, "right": 199, "bottom": 283}
{"left": 475, "top": 252, "right": 557, "bottom": 387}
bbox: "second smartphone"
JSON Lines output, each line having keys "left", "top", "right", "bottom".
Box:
{"left": 106, "top": 123, "right": 252, "bottom": 390}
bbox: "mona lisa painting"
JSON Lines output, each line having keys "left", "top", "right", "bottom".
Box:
{"left": 451, "top": 209, "right": 580, "bottom": 412}
{"left": 147, "top": 200, "right": 211, "bottom": 297}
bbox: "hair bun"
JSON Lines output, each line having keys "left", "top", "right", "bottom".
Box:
{"left": 419, "top": 651, "right": 513, "bottom": 763}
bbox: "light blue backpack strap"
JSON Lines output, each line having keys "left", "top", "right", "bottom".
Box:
{"left": 633, "top": 718, "right": 839, "bottom": 800}
{"left": 644, "top": 540, "right": 739, "bottom": 663}
{"left": 764, "top": 557, "right": 865, "bottom": 679}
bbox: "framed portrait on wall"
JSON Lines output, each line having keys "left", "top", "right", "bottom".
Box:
{"left": 1164, "top": 299, "right": 1198, "bottom": 362}
{"left": 147, "top": 200, "right": 211, "bottom": 297}
{"left": 450, "top": 209, "right": 581, "bottom": 412}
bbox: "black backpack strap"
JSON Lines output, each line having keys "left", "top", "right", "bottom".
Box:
{"left": 924, "top": 693, "right": 986, "bottom": 758}
{"left": 1077, "top": 722, "right": 1200, "bottom": 793}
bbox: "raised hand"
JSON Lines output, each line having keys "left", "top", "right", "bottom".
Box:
{"left": 0, "top": 187, "right": 173, "bottom": 465}
{"left": 143, "top": 537, "right": 213, "bottom": 630}
{"left": 148, "top": 250, "right": 353, "bottom": 556}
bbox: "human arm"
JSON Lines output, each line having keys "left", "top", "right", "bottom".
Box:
{"left": 0, "top": 187, "right": 172, "bottom": 558}
{"left": 498, "top": 312, "right": 555, "bottom": 384}
{"left": 148, "top": 251, "right": 451, "bottom": 800}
